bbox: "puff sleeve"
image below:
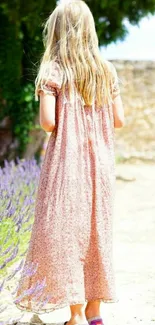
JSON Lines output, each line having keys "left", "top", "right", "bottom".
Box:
{"left": 37, "top": 61, "right": 63, "bottom": 97}
{"left": 109, "top": 62, "right": 120, "bottom": 100}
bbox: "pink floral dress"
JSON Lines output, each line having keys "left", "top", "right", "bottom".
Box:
{"left": 14, "top": 60, "right": 120, "bottom": 314}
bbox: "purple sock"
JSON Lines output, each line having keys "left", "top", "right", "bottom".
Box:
{"left": 87, "top": 316, "right": 104, "bottom": 325}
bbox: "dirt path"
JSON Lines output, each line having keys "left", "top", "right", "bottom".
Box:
{"left": 2, "top": 164, "right": 155, "bottom": 325}
{"left": 108, "top": 163, "right": 155, "bottom": 324}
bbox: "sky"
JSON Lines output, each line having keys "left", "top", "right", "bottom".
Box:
{"left": 101, "top": 15, "right": 155, "bottom": 61}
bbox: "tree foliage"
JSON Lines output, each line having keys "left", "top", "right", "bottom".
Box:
{"left": 87, "top": 0, "right": 155, "bottom": 44}
{"left": 0, "top": 0, "right": 155, "bottom": 158}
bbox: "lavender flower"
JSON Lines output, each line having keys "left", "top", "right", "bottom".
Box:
{"left": 0, "top": 245, "right": 18, "bottom": 270}
{"left": 14, "top": 279, "right": 42, "bottom": 303}
{"left": 6, "top": 259, "right": 24, "bottom": 281}
{"left": 0, "top": 279, "right": 5, "bottom": 292}
{"left": 3, "top": 229, "right": 11, "bottom": 245}
{"left": 0, "top": 244, "right": 12, "bottom": 257}
{"left": 0, "top": 157, "right": 41, "bottom": 323}
{"left": 22, "top": 261, "right": 39, "bottom": 277}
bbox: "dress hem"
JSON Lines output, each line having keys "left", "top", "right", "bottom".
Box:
{"left": 14, "top": 297, "right": 119, "bottom": 314}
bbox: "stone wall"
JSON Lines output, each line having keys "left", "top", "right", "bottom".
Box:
{"left": 112, "top": 60, "right": 155, "bottom": 162}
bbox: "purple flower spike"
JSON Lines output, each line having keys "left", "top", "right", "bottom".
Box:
{"left": 6, "top": 259, "right": 24, "bottom": 281}
{"left": 4, "top": 245, "right": 18, "bottom": 267}
{"left": 0, "top": 279, "right": 5, "bottom": 292}
{"left": 1, "top": 244, "right": 12, "bottom": 257}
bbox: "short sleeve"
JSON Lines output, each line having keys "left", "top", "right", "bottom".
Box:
{"left": 108, "top": 62, "right": 120, "bottom": 99}
{"left": 37, "top": 61, "right": 63, "bottom": 97}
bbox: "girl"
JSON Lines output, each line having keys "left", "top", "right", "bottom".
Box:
{"left": 14, "top": 1, "right": 124, "bottom": 324}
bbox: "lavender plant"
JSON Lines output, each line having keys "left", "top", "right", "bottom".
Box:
{"left": 0, "top": 157, "right": 45, "bottom": 323}
{"left": 0, "top": 157, "right": 41, "bottom": 277}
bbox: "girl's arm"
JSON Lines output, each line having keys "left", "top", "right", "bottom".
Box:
{"left": 39, "top": 92, "right": 56, "bottom": 132}
{"left": 112, "top": 94, "right": 125, "bottom": 128}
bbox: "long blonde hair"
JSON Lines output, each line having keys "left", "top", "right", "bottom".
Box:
{"left": 35, "top": 0, "right": 114, "bottom": 107}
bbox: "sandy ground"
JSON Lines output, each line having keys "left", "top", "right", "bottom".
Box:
{"left": 1, "top": 163, "right": 155, "bottom": 325}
